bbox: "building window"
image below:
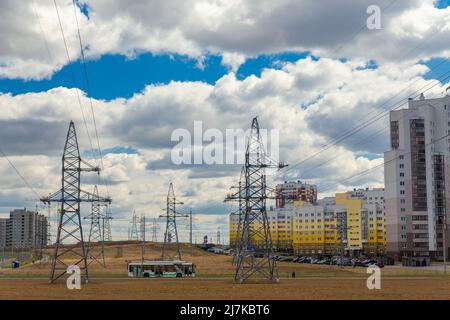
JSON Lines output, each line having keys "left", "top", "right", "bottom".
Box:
{"left": 410, "top": 119, "right": 427, "bottom": 211}
{"left": 391, "top": 121, "right": 399, "bottom": 149}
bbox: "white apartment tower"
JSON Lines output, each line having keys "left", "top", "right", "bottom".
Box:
{"left": 384, "top": 94, "right": 450, "bottom": 264}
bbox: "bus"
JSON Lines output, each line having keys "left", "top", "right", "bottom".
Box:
{"left": 127, "top": 260, "right": 196, "bottom": 278}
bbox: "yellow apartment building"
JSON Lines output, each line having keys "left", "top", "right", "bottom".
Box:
{"left": 229, "top": 188, "right": 386, "bottom": 256}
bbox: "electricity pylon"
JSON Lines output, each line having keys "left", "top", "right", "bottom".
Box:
{"left": 84, "top": 185, "right": 109, "bottom": 267}
{"left": 129, "top": 210, "right": 139, "bottom": 241}
{"left": 160, "top": 183, "right": 188, "bottom": 260}
{"left": 140, "top": 214, "right": 146, "bottom": 263}
{"left": 151, "top": 218, "right": 159, "bottom": 242}
{"left": 40, "top": 121, "right": 111, "bottom": 284}
{"left": 229, "top": 167, "right": 244, "bottom": 266}
{"left": 225, "top": 117, "right": 287, "bottom": 283}
{"left": 189, "top": 209, "right": 198, "bottom": 256}
{"left": 103, "top": 207, "right": 113, "bottom": 242}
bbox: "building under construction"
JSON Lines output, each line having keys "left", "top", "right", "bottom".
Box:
{"left": 0, "top": 208, "right": 48, "bottom": 250}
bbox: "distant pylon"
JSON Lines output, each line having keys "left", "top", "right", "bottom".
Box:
{"left": 225, "top": 117, "right": 287, "bottom": 283}
{"left": 47, "top": 200, "right": 52, "bottom": 245}
{"left": 84, "top": 185, "right": 109, "bottom": 267}
{"left": 103, "top": 207, "right": 113, "bottom": 242}
{"left": 140, "top": 214, "right": 146, "bottom": 262}
{"left": 129, "top": 210, "right": 139, "bottom": 241}
{"left": 151, "top": 218, "right": 159, "bottom": 242}
{"left": 40, "top": 121, "right": 111, "bottom": 283}
{"left": 160, "top": 183, "right": 188, "bottom": 260}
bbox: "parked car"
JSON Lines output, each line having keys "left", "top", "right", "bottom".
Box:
{"left": 317, "top": 258, "right": 330, "bottom": 265}
{"left": 302, "top": 257, "right": 312, "bottom": 264}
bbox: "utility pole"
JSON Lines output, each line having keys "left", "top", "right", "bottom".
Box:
{"left": 40, "top": 121, "right": 111, "bottom": 283}
{"left": 225, "top": 117, "right": 287, "bottom": 283}
{"left": 160, "top": 183, "right": 188, "bottom": 260}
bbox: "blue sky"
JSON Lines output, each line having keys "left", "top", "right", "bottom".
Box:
{"left": 435, "top": 0, "right": 450, "bottom": 9}
{"left": 0, "top": 49, "right": 446, "bottom": 102}
{"left": 0, "top": 51, "right": 312, "bottom": 101}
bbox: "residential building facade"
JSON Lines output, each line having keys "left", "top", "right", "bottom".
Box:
{"left": 384, "top": 94, "right": 450, "bottom": 264}
{"left": 229, "top": 188, "right": 386, "bottom": 257}
{"left": 0, "top": 209, "right": 48, "bottom": 250}
{"left": 275, "top": 180, "right": 317, "bottom": 208}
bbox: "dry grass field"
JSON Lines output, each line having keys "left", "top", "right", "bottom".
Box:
{"left": 0, "top": 242, "right": 449, "bottom": 300}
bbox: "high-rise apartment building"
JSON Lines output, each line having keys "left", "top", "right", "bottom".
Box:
{"left": 275, "top": 180, "right": 317, "bottom": 208}
{"left": 0, "top": 218, "right": 9, "bottom": 249}
{"left": 384, "top": 94, "right": 450, "bottom": 264}
{"left": 0, "top": 209, "right": 48, "bottom": 249}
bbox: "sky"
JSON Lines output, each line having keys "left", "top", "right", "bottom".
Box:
{"left": 0, "top": 0, "right": 449, "bottom": 244}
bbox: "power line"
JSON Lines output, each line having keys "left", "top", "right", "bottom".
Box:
{"left": 280, "top": 67, "right": 450, "bottom": 178}
{"left": 277, "top": 20, "right": 450, "bottom": 179}
{"left": 52, "top": 0, "right": 95, "bottom": 154}
{"left": 298, "top": 88, "right": 447, "bottom": 181}
{"left": 0, "top": 148, "right": 41, "bottom": 201}
{"left": 327, "top": 0, "right": 399, "bottom": 58}
{"left": 71, "top": 0, "right": 110, "bottom": 198}
{"left": 319, "top": 130, "right": 450, "bottom": 194}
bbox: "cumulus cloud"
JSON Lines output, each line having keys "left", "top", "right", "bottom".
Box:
{"left": 1, "top": 0, "right": 449, "bottom": 80}
{"left": 1, "top": 0, "right": 450, "bottom": 240}
{"left": 2, "top": 57, "right": 447, "bottom": 222}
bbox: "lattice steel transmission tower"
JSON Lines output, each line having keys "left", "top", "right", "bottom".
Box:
{"left": 46, "top": 200, "right": 53, "bottom": 245}
{"left": 160, "top": 183, "right": 188, "bottom": 260}
{"left": 229, "top": 168, "right": 244, "bottom": 266}
{"left": 129, "top": 210, "right": 140, "bottom": 241}
{"left": 151, "top": 218, "right": 159, "bottom": 242}
{"left": 84, "top": 185, "right": 109, "bottom": 267}
{"left": 225, "top": 117, "right": 287, "bottom": 283}
{"left": 102, "top": 207, "right": 113, "bottom": 242}
{"left": 140, "top": 214, "right": 146, "bottom": 262}
{"left": 217, "top": 227, "right": 221, "bottom": 245}
{"left": 40, "top": 121, "right": 111, "bottom": 283}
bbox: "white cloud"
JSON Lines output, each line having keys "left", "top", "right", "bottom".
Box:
{"left": 1, "top": 0, "right": 449, "bottom": 79}
{"left": 1, "top": 55, "right": 448, "bottom": 239}
{"left": 1, "top": 0, "right": 450, "bottom": 240}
